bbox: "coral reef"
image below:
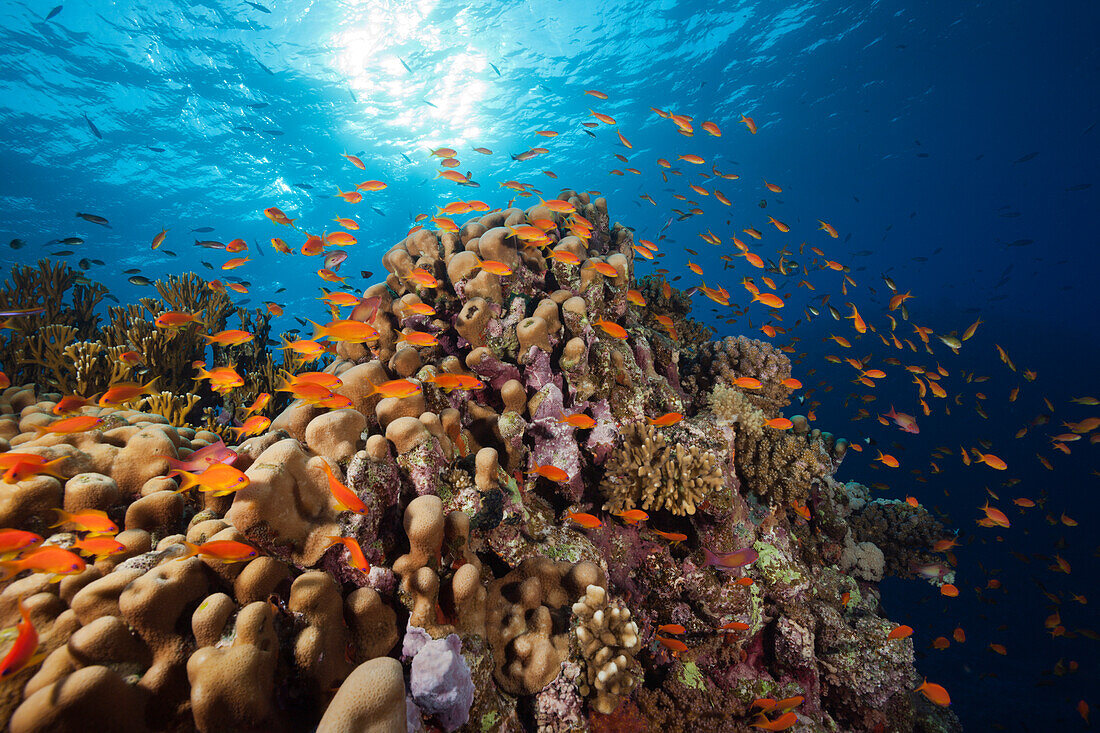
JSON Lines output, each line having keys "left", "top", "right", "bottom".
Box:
{"left": 0, "top": 192, "right": 959, "bottom": 733}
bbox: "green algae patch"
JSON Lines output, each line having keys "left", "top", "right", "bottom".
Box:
{"left": 679, "top": 660, "right": 707, "bottom": 691}
{"left": 753, "top": 541, "right": 805, "bottom": 587}
{"left": 480, "top": 711, "right": 499, "bottom": 731}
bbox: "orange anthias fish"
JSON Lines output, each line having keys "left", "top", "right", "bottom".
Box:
{"left": 53, "top": 395, "right": 92, "bottom": 414}
{"left": 194, "top": 365, "right": 245, "bottom": 393}
{"left": 365, "top": 379, "right": 422, "bottom": 399}
{"left": 558, "top": 413, "right": 596, "bottom": 429}
{"left": 73, "top": 535, "right": 126, "bottom": 559}
{"left": 179, "top": 540, "right": 258, "bottom": 563}
{"left": 657, "top": 623, "right": 686, "bottom": 635}
{"left": 0, "top": 454, "right": 67, "bottom": 484}
{"left": 656, "top": 635, "right": 688, "bottom": 655}
{"left": 320, "top": 461, "right": 368, "bottom": 515}
{"left": 586, "top": 260, "right": 619, "bottom": 278}
{"left": 595, "top": 319, "right": 628, "bottom": 339}
{"left": 311, "top": 319, "right": 378, "bottom": 344}
{"left": 426, "top": 374, "right": 485, "bottom": 392}
{"left": 263, "top": 206, "right": 296, "bottom": 226}
{"left": 97, "top": 377, "right": 159, "bottom": 407}
{"left": 915, "top": 679, "right": 951, "bottom": 706}
{"left": 0, "top": 598, "right": 38, "bottom": 677}
{"left": 245, "top": 392, "right": 272, "bottom": 415}
{"left": 740, "top": 114, "right": 757, "bottom": 134}
{"left": 979, "top": 502, "right": 1010, "bottom": 528}
{"left": 201, "top": 329, "right": 254, "bottom": 346}
{"left": 0, "top": 530, "right": 43, "bottom": 555}
{"left": 50, "top": 508, "right": 118, "bottom": 535}
{"left": 875, "top": 451, "right": 900, "bottom": 468}
{"left": 530, "top": 465, "right": 569, "bottom": 483}
{"left": 405, "top": 268, "right": 440, "bottom": 288}
{"left": 647, "top": 412, "right": 683, "bottom": 427}
{"left": 750, "top": 712, "right": 796, "bottom": 731}
{"left": 397, "top": 331, "right": 439, "bottom": 348}
{"left": 766, "top": 418, "right": 793, "bottom": 430}
{"left": 734, "top": 377, "right": 763, "bottom": 390}
{"left": 973, "top": 450, "right": 1007, "bottom": 470}
{"left": 566, "top": 511, "right": 602, "bottom": 529}
{"left": 548, "top": 249, "right": 582, "bottom": 266}
{"left": 653, "top": 530, "right": 688, "bottom": 544}
{"left": 282, "top": 338, "right": 328, "bottom": 360}
{"left": 752, "top": 292, "right": 785, "bottom": 309}
{"left": 887, "top": 624, "right": 914, "bottom": 639}
{"left": 613, "top": 509, "right": 649, "bottom": 525}
{"left": 154, "top": 311, "right": 200, "bottom": 329}
{"left": 0, "top": 545, "right": 86, "bottom": 581}
{"left": 342, "top": 153, "right": 365, "bottom": 169}
{"left": 34, "top": 415, "right": 104, "bottom": 435}
{"left": 171, "top": 463, "right": 250, "bottom": 497}
{"left": 231, "top": 415, "right": 271, "bottom": 439}
{"left": 474, "top": 258, "right": 512, "bottom": 276}
{"left": 403, "top": 302, "right": 436, "bottom": 317}
{"left": 326, "top": 536, "right": 370, "bottom": 573}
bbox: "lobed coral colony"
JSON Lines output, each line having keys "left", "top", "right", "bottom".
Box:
{"left": 0, "top": 192, "right": 961, "bottom": 732}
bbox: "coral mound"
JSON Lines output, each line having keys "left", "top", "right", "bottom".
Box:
{"left": 0, "top": 191, "right": 959, "bottom": 732}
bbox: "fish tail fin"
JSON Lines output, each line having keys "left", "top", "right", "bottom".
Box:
{"left": 41, "top": 457, "right": 68, "bottom": 481}
{"left": 171, "top": 470, "right": 199, "bottom": 493}
{"left": 361, "top": 379, "right": 378, "bottom": 398}
{"left": 702, "top": 548, "right": 719, "bottom": 567}
{"left": 48, "top": 509, "right": 71, "bottom": 528}
{"left": 0, "top": 562, "right": 15, "bottom": 583}
{"left": 177, "top": 541, "right": 200, "bottom": 561}
{"left": 309, "top": 320, "right": 327, "bottom": 341}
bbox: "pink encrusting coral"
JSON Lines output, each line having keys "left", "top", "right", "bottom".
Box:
{"left": 0, "top": 191, "right": 960, "bottom": 732}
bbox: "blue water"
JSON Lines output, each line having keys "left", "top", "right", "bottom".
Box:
{"left": 2, "top": 0, "right": 1097, "bottom": 728}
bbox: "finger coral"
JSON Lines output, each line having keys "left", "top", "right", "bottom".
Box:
{"left": 571, "top": 584, "right": 640, "bottom": 714}
{"left": 600, "top": 422, "right": 723, "bottom": 516}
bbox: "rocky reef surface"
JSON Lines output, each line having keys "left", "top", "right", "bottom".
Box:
{"left": 0, "top": 192, "right": 961, "bottom": 732}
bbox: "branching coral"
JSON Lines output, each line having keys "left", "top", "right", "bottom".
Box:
{"left": 0, "top": 260, "right": 107, "bottom": 386}
{"left": 139, "top": 391, "right": 202, "bottom": 427}
{"left": 600, "top": 422, "right": 723, "bottom": 516}
{"left": 152, "top": 273, "right": 232, "bottom": 331}
{"left": 571, "top": 584, "right": 640, "bottom": 714}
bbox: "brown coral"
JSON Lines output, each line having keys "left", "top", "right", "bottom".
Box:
{"left": 600, "top": 422, "right": 723, "bottom": 516}
{"left": 486, "top": 557, "right": 606, "bottom": 696}
{"left": 682, "top": 334, "right": 794, "bottom": 413}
